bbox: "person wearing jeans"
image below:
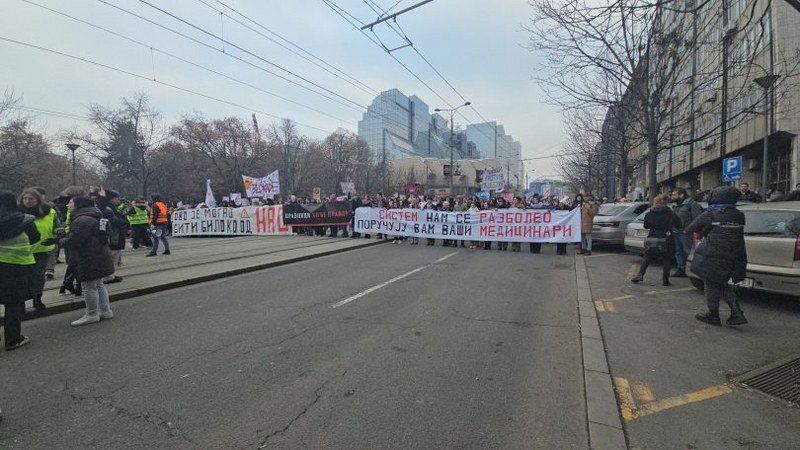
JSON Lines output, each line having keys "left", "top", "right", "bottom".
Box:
{"left": 77, "top": 278, "right": 113, "bottom": 325}
{"left": 671, "top": 188, "right": 702, "bottom": 277}
{"left": 147, "top": 194, "right": 171, "bottom": 257}
{"left": 60, "top": 196, "right": 116, "bottom": 327}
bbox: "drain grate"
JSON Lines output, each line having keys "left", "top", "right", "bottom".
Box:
{"left": 738, "top": 356, "right": 800, "bottom": 405}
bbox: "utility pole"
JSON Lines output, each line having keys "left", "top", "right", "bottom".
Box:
{"left": 435, "top": 102, "right": 471, "bottom": 195}
{"left": 65, "top": 143, "right": 80, "bottom": 186}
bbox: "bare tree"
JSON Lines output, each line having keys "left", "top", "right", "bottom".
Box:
{"left": 69, "top": 93, "right": 166, "bottom": 197}
{"left": 266, "top": 118, "right": 308, "bottom": 196}
{"left": 528, "top": 0, "right": 789, "bottom": 198}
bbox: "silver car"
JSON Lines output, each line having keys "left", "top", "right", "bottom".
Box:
{"left": 592, "top": 202, "right": 650, "bottom": 246}
{"left": 687, "top": 201, "right": 800, "bottom": 298}
{"left": 623, "top": 209, "right": 649, "bottom": 254}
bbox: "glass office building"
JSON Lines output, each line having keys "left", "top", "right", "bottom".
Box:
{"left": 358, "top": 89, "right": 449, "bottom": 162}
{"left": 358, "top": 90, "right": 522, "bottom": 184}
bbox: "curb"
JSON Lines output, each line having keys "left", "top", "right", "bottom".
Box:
{"left": 575, "top": 255, "right": 628, "bottom": 450}
{"left": 20, "top": 240, "right": 387, "bottom": 322}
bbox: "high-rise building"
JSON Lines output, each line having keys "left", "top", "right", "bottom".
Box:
{"left": 357, "top": 89, "right": 448, "bottom": 162}
{"left": 358, "top": 89, "right": 524, "bottom": 187}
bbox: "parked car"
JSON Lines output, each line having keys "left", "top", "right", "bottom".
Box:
{"left": 624, "top": 209, "right": 649, "bottom": 254}
{"left": 624, "top": 201, "right": 746, "bottom": 254}
{"left": 592, "top": 202, "right": 650, "bottom": 246}
{"left": 687, "top": 201, "right": 800, "bottom": 299}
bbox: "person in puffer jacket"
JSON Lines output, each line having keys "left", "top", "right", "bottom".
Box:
{"left": 685, "top": 186, "right": 748, "bottom": 326}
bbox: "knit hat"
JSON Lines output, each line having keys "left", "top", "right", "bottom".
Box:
{"left": 707, "top": 186, "right": 740, "bottom": 205}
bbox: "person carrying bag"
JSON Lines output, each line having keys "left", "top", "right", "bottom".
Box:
{"left": 632, "top": 194, "right": 679, "bottom": 286}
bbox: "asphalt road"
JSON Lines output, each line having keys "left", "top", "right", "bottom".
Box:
{"left": 0, "top": 244, "right": 587, "bottom": 449}
{"left": 585, "top": 247, "right": 800, "bottom": 449}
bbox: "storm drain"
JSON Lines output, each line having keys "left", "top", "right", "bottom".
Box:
{"left": 738, "top": 355, "right": 800, "bottom": 405}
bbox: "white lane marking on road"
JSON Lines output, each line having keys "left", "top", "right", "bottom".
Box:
{"left": 331, "top": 252, "right": 459, "bottom": 308}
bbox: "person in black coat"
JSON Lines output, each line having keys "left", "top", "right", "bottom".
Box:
{"left": 62, "top": 196, "right": 116, "bottom": 327}
{"left": 631, "top": 194, "right": 679, "bottom": 286}
{"left": 0, "top": 190, "right": 39, "bottom": 350}
{"left": 685, "top": 186, "right": 748, "bottom": 326}
{"left": 92, "top": 188, "right": 126, "bottom": 284}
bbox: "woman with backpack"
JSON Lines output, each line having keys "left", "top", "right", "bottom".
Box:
{"left": 61, "top": 196, "right": 116, "bottom": 326}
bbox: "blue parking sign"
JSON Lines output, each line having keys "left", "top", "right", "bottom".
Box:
{"left": 722, "top": 156, "right": 742, "bottom": 182}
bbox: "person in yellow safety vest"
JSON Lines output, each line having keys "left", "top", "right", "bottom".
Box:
{"left": 147, "top": 194, "right": 171, "bottom": 257}
{"left": 18, "top": 188, "right": 60, "bottom": 311}
{"left": 0, "top": 190, "right": 40, "bottom": 351}
{"left": 126, "top": 197, "right": 152, "bottom": 249}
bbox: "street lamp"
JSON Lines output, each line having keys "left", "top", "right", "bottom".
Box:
{"left": 65, "top": 143, "right": 81, "bottom": 186}
{"left": 753, "top": 74, "right": 780, "bottom": 199}
{"left": 434, "top": 101, "right": 471, "bottom": 194}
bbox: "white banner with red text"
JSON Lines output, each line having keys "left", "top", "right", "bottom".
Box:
{"left": 171, "top": 205, "right": 292, "bottom": 236}
{"left": 354, "top": 207, "right": 581, "bottom": 242}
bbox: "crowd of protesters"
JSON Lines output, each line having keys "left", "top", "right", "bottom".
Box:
{"left": 0, "top": 184, "right": 177, "bottom": 352}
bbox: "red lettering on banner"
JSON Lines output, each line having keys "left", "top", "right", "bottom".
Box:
{"left": 543, "top": 211, "right": 552, "bottom": 223}
{"left": 552, "top": 225, "right": 561, "bottom": 236}
{"left": 542, "top": 226, "right": 552, "bottom": 238}
{"left": 531, "top": 226, "right": 541, "bottom": 237}
{"left": 256, "top": 207, "right": 267, "bottom": 233}
{"left": 255, "top": 206, "right": 290, "bottom": 234}
{"left": 564, "top": 225, "right": 573, "bottom": 237}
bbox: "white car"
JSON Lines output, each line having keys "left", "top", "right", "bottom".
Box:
{"left": 687, "top": 201, "right": 800, "bottom": 299}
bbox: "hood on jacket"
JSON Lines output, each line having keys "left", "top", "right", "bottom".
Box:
{"left": 708, "top": 186, "right": 740, "bottom": 205}
{"left": 72, "top": 207, "right": 103, "bottom": 220}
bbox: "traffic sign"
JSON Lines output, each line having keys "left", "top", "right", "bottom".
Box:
{"left": 722, "top": 156, "right": 742, "bottom": 182}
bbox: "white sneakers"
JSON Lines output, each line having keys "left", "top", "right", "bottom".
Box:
{"left": 71, "top": 315, "right": 100, "bottom": 327}
{"left": 70, "top": 310, "right": 113, "bottom": 327}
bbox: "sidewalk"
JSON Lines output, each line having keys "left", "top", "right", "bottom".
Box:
{"left": 13, "top": 235, "right": 384, "bottom": 320}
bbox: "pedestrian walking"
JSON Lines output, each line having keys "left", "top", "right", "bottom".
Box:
{"left": 62, "top": 196, "right": 116, "bottom": 327}
{"left": 685, "top": 186, "right": 748, "bottom": 326}
{"left": 147, "top": 194, "right": 171, "bottom": 257}
{"left": 631, "top": 194, "right": 678, "bottom": 286}
{"left": 18, "top": 187, "right": 58, "bottom": 310}
{"left": 0, "top": 190, "right": 39, "bottom": 350}
{"left": 671, "top": 187, "right": 702, "bottom": 277}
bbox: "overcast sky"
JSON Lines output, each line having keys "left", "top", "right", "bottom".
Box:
{"left": 0, "top": 0, "right": 564, "bottom": 181}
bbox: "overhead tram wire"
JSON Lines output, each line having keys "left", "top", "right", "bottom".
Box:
{"left": 196, "top": 0, "right": 425, "bottom": 132}
{"left": 21, "top": 0, "right": 354, "bottom": 125}
{"left": 0, "top": 36, "right": 333, "bottom": 133}
{"left": 97, "top": 0, "right": 362, "bottom": 114}
{"left": 198, "top": 0, "right": 378, "bottom": 96}
{"left": 362, "top": 0, "right": 496, "bottom": 131}
{"left": 97, "top": 0, "right": 420, "bottom": 134}
{"left": 323, "top": 0, "right": 455, "bottom": 109}
{"left": 10, "top": 104, "right": 90, "bottom": 121}
{"left": 325, "top": 0, "right": 497, "bottom": 146}
{"left": 136, "top": 0, "right": 366, "bottom": 111}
